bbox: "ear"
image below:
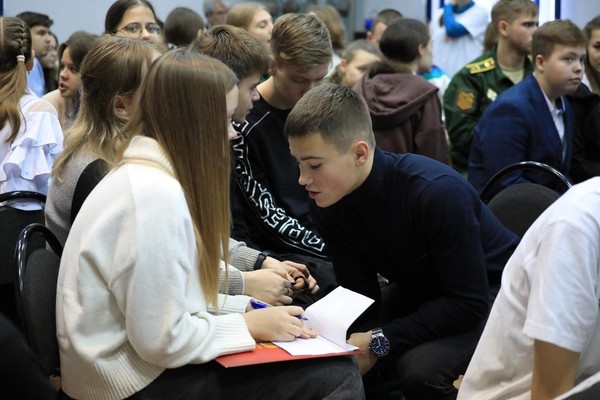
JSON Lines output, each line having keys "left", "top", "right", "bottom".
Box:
{"left": 497, "top": 20, "right": 509, "bottom": 37}
{"left": 353, "top": 140, "right": 370, "bottom": 166}
{"left": 418, "top": 43, "right": 426, "bottom": 58}
{"left": 113, "top": 94, "right": 132, "bottom": 116}
{"left": 366, "top": 31, "right": 373, "bottom": 42}
{"left": 534, "top": 54, "right": 545, "bottom": 72}
{"left": 268, "top": 55, "right": 277, "bottom": 76}
{"left": 339, "top": 58, "right": 349, "bottom": 74}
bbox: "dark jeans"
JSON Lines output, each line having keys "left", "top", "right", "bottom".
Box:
{"left": 0, "top": 313, "right": 56, "bottom": 399}
{"left": 361, "top": 283, "right": 499, "bottom": 400}
{"left": 128, "top": 356, "right": 365, "bottom": 400}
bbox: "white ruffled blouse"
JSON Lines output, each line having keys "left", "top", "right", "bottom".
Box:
{"left": 0, "top": 93, "right": 63, "bottom": 207}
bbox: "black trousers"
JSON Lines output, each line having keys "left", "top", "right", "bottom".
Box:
{"left": 128, "top": 356, "right": 364, "bottom": 400}
{"left": 360, "top": 283, "right": 499, "bottom": 400}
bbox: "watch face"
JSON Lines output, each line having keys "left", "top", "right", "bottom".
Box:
{"left": 371, "top": 335, "right": 390, "bottom": 357}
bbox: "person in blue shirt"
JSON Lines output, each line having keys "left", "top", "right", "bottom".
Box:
{"left": 16, "top": 12, "right": 53, "bottom": 97}
{"left": 468, "top": 19, "right": 587, "bottom": 195}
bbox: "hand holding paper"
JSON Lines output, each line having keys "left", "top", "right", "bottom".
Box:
{"left": 273, "top": 286, "right": 374, "bottom": 356}
{"left": 216, "top": 286, "right": 374, "bottom": 367}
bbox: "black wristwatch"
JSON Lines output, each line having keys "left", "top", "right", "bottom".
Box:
{"left": 369, "top": 328, "right": 390, "bottom": 357}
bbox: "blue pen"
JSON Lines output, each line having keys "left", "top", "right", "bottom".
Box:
{"left": 249, "top": 299, "right": 308, "bottom": 321}
{"left": 249, "top": 299, "right": 268, "bottom": 309}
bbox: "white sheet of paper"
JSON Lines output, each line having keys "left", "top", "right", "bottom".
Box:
{"left": 272, "top": 286, "right": 374, "bottom": 356}
{"left": 274, "top": 335, "right": 356, "bottom": 356}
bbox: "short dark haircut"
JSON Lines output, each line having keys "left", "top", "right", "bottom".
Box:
{"left": 285, "top": 84, "right": 375, "bottom": 152}
{"left": 164, "top": 7, "right": 205, "bottom": 48}
{"left": 15, "top": 11, "right": 53, "bottom": 28}
{"left": 105, "top": 0, "right": 158, "bottom": 34}
{"left": 379, "top": 18, "right": 429, "bottom": 63}
{"left": 191, "top": 25, "right": 270, "bottom": 80}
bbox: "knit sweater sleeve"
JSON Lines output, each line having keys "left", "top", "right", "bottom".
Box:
{"left": 110, "top": 169, "right": 255, "bottom": 366}
{"left": 59, "top": 138, "right": 256, "bottom": 371}
{"left": 228, "top": 237, "right": 261, "bottom": 271}
{"left": 217, "top": 238, "right": 262, "bottom": 295}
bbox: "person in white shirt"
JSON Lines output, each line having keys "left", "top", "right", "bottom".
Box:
{"left": 0, "top": 17, "right": 62, "bottom": 205}
{"left": 459, "top": 177, "right": 600, "bottom": 399}
{"left": 430, "top": 0, "right": 490, "bottom": 77}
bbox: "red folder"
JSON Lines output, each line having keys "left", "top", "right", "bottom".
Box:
{"left": 215, "top": 341, "right": 362, "bottom": 368}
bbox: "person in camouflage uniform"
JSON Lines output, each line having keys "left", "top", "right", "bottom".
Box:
{"left": 443, "top": 0, "right": 538, "bottom": 175}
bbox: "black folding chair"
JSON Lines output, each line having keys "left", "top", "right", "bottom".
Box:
{"left": 480, "top": 161, "right": 573, "bottom": 237}
{"left": 14, "top": 223, "right": 63, "bottom": 376}
{"left": 0, "top": 191, "right": 46, "bottom": 323}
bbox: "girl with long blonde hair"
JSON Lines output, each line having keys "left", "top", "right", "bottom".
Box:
{"left": 45, "top": 35, "right": 164, "bottom": 245}
{"left": 56, "top": 48, "right": 364, "bottom": 400}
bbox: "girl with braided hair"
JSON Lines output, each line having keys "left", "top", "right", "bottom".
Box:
{"left": 0, "top": 16, "right": 63, "bottom": 207}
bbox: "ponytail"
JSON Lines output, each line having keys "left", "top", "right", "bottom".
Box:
{"left": 0, "top": 17, "right": 33, "bottom": 143}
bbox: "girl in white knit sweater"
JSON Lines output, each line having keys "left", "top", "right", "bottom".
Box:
{"left": 56, "top": 48, "right": 364, "bottom": 400}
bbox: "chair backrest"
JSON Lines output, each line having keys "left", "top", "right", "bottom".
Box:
{"left": 480, "top": 161, "right": 573, "bottom": 204}
{"left": 555, "top": 370, "right": 600, "bottom": 399}
{"left": 14, "top": 223, "right": 63, "bottom": 377}
{"left": 486, "top": 183, "right": 561, "bottom": 238}
{"left": 0, "top": 191, "right": 47, "bottom": 284}
{"left": 0, "top": 191, "right": 47, "bottom": 322}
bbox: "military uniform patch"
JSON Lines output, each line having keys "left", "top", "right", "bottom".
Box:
{"left": 456, "top": 90, "right": 476, "bottom": 112}
{"left": 466, "top": 57, "right": 496, "bottom": 74}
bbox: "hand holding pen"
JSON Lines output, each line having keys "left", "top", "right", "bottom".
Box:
{"left": 242, "top": 300, "right": 317, "bottom": 342}
{"left": 250, "top": 300, "right": 308, "bottom": 320}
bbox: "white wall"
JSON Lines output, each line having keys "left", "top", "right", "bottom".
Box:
{"left": 559, "top": 1, "right": 600, "bottom": 28}
{"left": 5, "top": 0, "right": 600, "bottom": 44}
{"left": 3, "top": 0, "right": 212, "bottom": 43}
{"left": 428, "top": 0, "right": 600, "bottom": 27}
{"left": 356, "top": 0, "right": 427, "bottom": 31}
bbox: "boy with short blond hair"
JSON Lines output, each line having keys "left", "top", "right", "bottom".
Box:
{"left": 285, "top": 83, "right": 519, "bottom": 399}
{"left": 190, "top": 25, "right": 320, "bottom": 303}
{"left": 230, "top": 13, "right": 333, "bottom": 266}
{"left": 468, "top": 19, "right": 587, "bottom": 194}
